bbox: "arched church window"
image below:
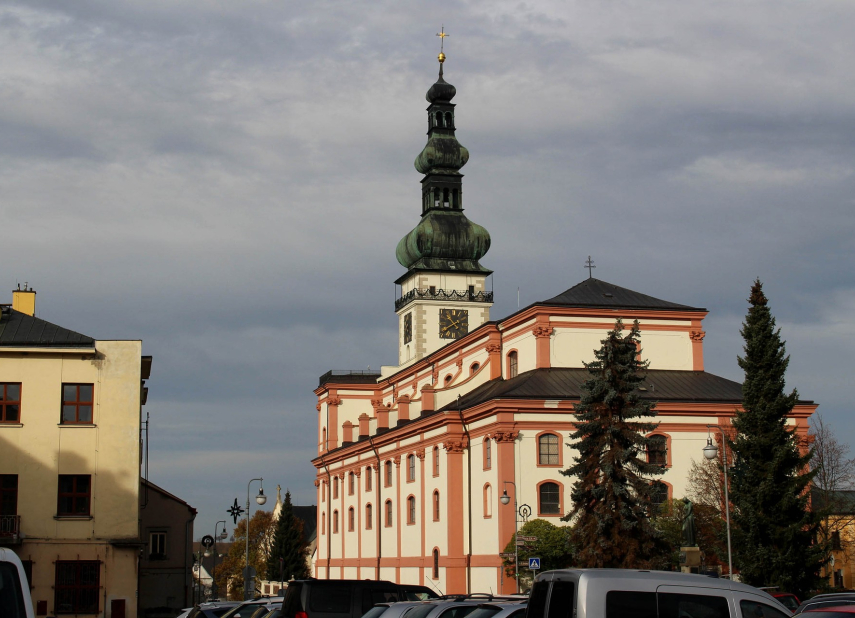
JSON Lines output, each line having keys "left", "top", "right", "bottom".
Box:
{"left": 443, "top": 188, "right": 450, "bottom": 208}
{"left": 365, "top": 503, "right": 373, "bottom": 529}
{"left": 385, "top": 500, "right": 393, "bottom": 527}
{"left": 452, "top": 188, "right": 459, "bottom": 208}
{"left": 508, "top": 351, "right": 518, "bottom": 378}
{"left": 539, "top": 482, "right": 561, "bottom": 515}
{"left": 432, "top": 549, "right": 440, "bottom": 578}
{"left": 647, "top": 435, "right": 668, "bottom": 466}
{"left": 385, "top": 460, "right": 393, "bottom": 487}
{"left": 445, "top": 111, "right": 453, "bottom": 128}
{"left": 651, "top": 481, "right": 669, "bottom": 507}
{"left": 538, "top": 434, "right": 560, "bottom": 465}
{"left": 435, "top": 111, "right": 444, "bottom": 127}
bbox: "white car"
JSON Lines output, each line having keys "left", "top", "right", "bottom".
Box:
{"left": 0, "top": 548, "right": 34, "bottom": 618}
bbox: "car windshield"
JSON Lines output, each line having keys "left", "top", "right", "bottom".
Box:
{"left": 462, "top": 607, "right": 503, "bottom": 618}
{"left": 775, "top": 597, "right": 799, "bottom": 611}
{"left": 363, "top": 606, "right": 392, "bottom": 618}
{"left": 221, "top": 603, "right": 266, "bottom": 618}
{"left": 405, "top": 605, "right": 442, "bottom": 618}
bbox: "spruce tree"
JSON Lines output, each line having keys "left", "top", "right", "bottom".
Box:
{"left": 266, "top": 490, "right": 310, "bottom": 582}
{"left": 562, "top": 319, "right": 669, "bottom": 568}
{"left": 730, "top": 279, "right": 824, "bottom": 597}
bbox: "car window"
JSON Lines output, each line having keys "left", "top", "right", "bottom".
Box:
{"left": 527, "top": 582, "right": 549, "bottom": 618}
{"left": 505, "top": 609, "right": 526, "bottom": 618}
{"left": 406, "top": 592, "right": 436, "bottom": 601}
{"left": 310, "top": 584, "right": 353, "bottom": 613}
{"left": 546, "top": 581, "right": 575, "bottom": 618}
{"left": 365, "top": 590, "right": 400, "bottom": 613}
{"left": 0, "top": 562, "right": 28, "bottom": 618}
{"left": 211, "top": 609, "right": 240, "bottom": 618}
{"left": 606, "top": 591, "right": 656, "bottom": 618}
{"left": 740, "top": 600, "right": 789, "bottom": 618}
{"left": 658, "top": 592, "right": 730, "bottom": 618}
{"left": 809, "top": 602, "right": 855, "bottom": 612}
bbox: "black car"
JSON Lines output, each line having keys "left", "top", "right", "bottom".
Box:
{"left": 282, "top": 580, "right": 438, "bottom": 618}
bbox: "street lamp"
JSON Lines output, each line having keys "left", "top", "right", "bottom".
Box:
{"left": 500, "top": 482, "right": 520, "bottom": 594}
{"left": 702, "top": 425, "right": 733, "bottom": 579}
{"left": 245, "top": 478, "right": 267, "bottom": 600}
{"left": 211, "top": 520, "right": 227, "bottom": 599}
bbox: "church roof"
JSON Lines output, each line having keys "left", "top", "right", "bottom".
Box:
{"left": 541, "top": 278, "right": 706, "bottom": 312}
{"left": 0, "top": 306, "right": 95, "bottom": 347}
{"left": 437, "top": 368, "right": 810, "bottom": 412}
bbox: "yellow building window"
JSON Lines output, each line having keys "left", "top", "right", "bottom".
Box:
{"left": 61, "top": 384, "right": 94, "bottom": 424}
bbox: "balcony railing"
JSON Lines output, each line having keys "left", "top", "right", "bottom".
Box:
{"left": 395, "top": 288, "right": 493, "bottom": 311}
{"left": 0, "top": 515, "right": 20, "bottom": 543}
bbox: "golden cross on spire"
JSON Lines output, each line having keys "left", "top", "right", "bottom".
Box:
{"left": 436, "top": 26, "right": 448, "bottom": 63}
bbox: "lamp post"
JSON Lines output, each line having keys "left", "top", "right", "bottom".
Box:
{"left": 702, "top": 425, "right": 733, "bottom": 579}
{"left": 500, "top": 482, "right": 520, "bottom": 594}
{"left": 245, "top": 478, "right": 267, "bottom": 600}
{"left": 211, "top": 520, "right": 227, "bottom": 599}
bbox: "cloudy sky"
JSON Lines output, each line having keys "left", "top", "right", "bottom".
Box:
{"left": 2, "top": 0, "right": 854, "bottom": 538}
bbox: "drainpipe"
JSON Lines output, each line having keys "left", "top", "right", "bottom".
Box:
{"left": 456, "top": 395, "right": 473, "bottom": 592}
{"left": 369, "top": 436, "right": 383, "bottom": 580}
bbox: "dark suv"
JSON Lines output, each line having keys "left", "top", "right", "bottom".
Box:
{"left": 282, "top": 580, "right": 437, "bottom": 618}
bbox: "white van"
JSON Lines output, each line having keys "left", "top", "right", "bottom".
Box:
{"left": 525, "top": 569, "right": 792, "bottom": 618}
{"left": 0, "top": 548, "right": 35, "bottom": 618}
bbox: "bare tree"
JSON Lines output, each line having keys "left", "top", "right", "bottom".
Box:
{"left": 811, "top": 413, "right": 855, "bottom": 569}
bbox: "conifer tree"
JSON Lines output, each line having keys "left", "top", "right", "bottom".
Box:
{"left": 730, "top": 279, "right": 824, "bottom": 596}
{"left": 266, "top": 490, "right": 310, "bottom": 582}
{"left": 562, "top": 319, "right": 669, "bottom": 568}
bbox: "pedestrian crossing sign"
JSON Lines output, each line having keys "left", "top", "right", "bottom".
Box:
{"left": 529, "top": 557, "right": 541, "bottom": 570}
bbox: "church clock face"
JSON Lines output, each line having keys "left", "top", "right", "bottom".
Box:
{"left": 439, "top": 308, "right": 468, "bottom": 339}
{"left": 403, "top": 313, "right": 412, "bottom": 344}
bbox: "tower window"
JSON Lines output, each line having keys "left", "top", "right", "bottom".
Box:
{"left": 445, "top": 112, "right": 453, "bottom": 128}
{"left": 443, "top": 188, "right": 450, "bottom": 208}
{"left": 453, "top": 188, "right": 459, "bottom": 208}
{"left": 435, "top": 112, "right": 444, "bottom": 128}
{"left": 508, "top": 351, "right": 519, "bottom": 378}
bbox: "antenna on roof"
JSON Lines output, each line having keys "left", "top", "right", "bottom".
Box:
{"left": 585, "top": 256, "right": 596, "bottom": 279}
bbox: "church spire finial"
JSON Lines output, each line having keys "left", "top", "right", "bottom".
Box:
{"left": 436, "top": 26, "right": 448, "bottom": 75}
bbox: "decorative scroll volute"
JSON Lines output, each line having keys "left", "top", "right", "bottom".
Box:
{"left": 492, "top": 431, "right": 519, "bottom": 443}
{"left": 690, "top": 330, "right": 706, "bottom": 341}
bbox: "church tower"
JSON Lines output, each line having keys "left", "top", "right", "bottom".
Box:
{"left": 395, "top": 48, "right": 493, "bottom": 365}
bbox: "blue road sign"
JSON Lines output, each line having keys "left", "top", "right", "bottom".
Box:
{"left": 529, "top": 557, "right": 541, "bottom": 570}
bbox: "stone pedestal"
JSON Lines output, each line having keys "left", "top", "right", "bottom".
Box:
{"left": 680, "top": 546, "right": 701, "bottom": 574}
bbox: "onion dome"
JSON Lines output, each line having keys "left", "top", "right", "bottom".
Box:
{"left": 396, "top": 211, "right": 491, "bottom": 270}
{"left": 426, "top": 67, "right": 457, "bottom": 103}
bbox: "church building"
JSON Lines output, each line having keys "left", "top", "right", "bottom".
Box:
{"left": 311, "top": 52, "right": 817, "bottom": 593}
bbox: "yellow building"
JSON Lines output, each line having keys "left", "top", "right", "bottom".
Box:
{"left": 0, "top": 287, "right": 152, "bottom": 618}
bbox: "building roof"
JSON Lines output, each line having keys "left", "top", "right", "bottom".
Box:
{"left": 541, "top": 278, "right": 706, "bottom": 312}
{"left": 293, "top": 505, "right": 318, "bottom": 542}
{"left": 811, "top": 488, "right": 855, "bottom": 514}
{"left": 0, "top": 306, "right": 95, "bottom": 347}
{"left": 439, "top": 368, "right": 755, "bottom": 412}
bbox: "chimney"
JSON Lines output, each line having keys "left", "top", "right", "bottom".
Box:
{"left": 12, "top": 284, "right": 36, "bottom": 316}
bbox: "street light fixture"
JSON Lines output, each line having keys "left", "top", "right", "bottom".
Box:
{"left": 245, "top": 478, "right": 267, "bottom": 600}
{"left": 500, "top": 482, "right": 520, "bottom": 594}
{"left": 211, "top": 520, "right": 227, "bottom": 599}
{"left": 702, "top": 425, "right": 733, "bottom": 579}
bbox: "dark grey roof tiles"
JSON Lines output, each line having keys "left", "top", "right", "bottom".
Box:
{"left": 437, "top": 368, "right": 808, "bottom": 412}
{"left": 0, "top": 307, "right": 95, "bottom": 347}
{"left": 542, "top": 278, "right": 706, "bottom": 312}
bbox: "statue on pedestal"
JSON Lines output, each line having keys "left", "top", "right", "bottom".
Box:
{"left": 682, "top": 498, "right": 697, "bottom": 547}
